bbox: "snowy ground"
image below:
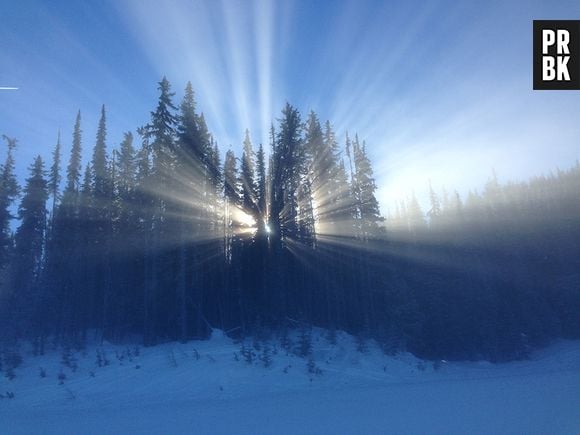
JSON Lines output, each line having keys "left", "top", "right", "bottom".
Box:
{"left": 1, "top": 330, "right": 579, "bottom": 434}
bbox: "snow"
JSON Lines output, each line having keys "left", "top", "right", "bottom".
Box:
{"left": 1, "top": 330, "right": 579, "bottom": 434}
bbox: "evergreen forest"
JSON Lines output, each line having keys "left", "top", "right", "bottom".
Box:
{"left": 1, "top": 78, "right": 579, "bottom": 362}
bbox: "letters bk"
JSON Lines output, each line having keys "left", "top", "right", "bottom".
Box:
{"left": 533, "top": 20, "right": 580, "bottom": 90}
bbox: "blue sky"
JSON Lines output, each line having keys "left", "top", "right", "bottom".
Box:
{"left": 1, "top": 0, "right": 579, "bottom": 213}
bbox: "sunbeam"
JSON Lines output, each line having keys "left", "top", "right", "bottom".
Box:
{"left": 1, "top": 2, "right": 580, "bottom": 433}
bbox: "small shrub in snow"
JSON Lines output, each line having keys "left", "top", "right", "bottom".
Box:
{"left": 356, "top": 335, "right": 369, "bottom": 354}
{"left": 39, "top": 367, "right": 47, "bottom": 378}
{"left": 279, "top": 329, "right": 293, "bottom": 354}
{"left": 72, "top": 337, "right": 85, "bottom": 352}
{"left": 168, "top": 350, "right": 178, "bottom": 367}
{"left": 33, "top": 336, "right": 49, "bottom": 356}
{"left": 61, "top": 347, "right": 78, "bottom": 372}
{"left": 0, "top": 391, "right": 15, "bottom": 399}
{"left": 298, "top": 328, "right": 312, "bottom": 358}
{"left": 64, "top": 387, "right": 76, "bottom": 400}
{"left": 416, "top": 362, "right": 426, "bottom": 372}
{"left": 125, "top": 347, "right": 135, "bottom": 362}
{"left": 259, "top": 345, "right": 273, "bottom": 368}
{"left": 192, "top": 348, "right": 200, "bottom": 361}
{"left": 96, "top": 348, "right": 110, "bottom": 367}
{"left": 326, "top": 328, "right": 337, "bottom": 345}
{"left": 379, "top": 331, "right": 403, "bottom": 356}
{"left": 3, "top": 350, "right": 23, "bottom": 371}
{"left": 283, "top": 364, "right": 292, "bottom": 374}
{"left": 307, "top": 358, "right": 323, "bottom": 378}
{"left": 58, "top": 370, "right": 66, "bottom": 384}
{"left": 240, "top": 343, "right": 255, "bottom": 364}
{"left": 5, "top": 367, "right": 15, "bottom": 380}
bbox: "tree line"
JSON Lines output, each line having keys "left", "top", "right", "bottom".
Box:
{"left": 0, "top": 77, "right": 578, "bottom": 361}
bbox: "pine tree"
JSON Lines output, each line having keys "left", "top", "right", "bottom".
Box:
{"left": 0, "top": 136, "right": 19, "bottom": 272}
{"left": 117, "top": 132, "right": 136, "bottom": 197}
{"left": 352, "top": 135, "right": 383, "bottom": 239}
{"left": 104, "top": 151, "right": 119, "bottom": 337}
{"left": 90, "top": 105, "right": 110, "bottom": 255}
{"left": 406, "top": 192, "right": 426, "bottom": 239}
{"left": 320, "top": 120, "right": 354, "bottom": 236}
{"left": 271, "top": 103, "right": 303, "bottom": 241}
{"left": 143, "top": 77, "right": 179, "bottom": 342}
{"left": 224, "top": 150, "right": 240, "bottom": 205}
{"left": 89, "top": 106, "right": 114, "bottom": 336}
{"left": 178, "top": 82, "right": 202, "bottom": 166}
{"left": 149, "top": 78, "right": 178, "bottom": 146}
{"left": 13, "top": 156, "right": 48, "bottom": 287}
{"left": 66, "top": 111, "right": 83, "bottom": 193}
{"left": 92, "top": 105, "right": 108, "bottom": 200}
{"left": 80, "top": 164, "right": 93, "bottom": 226}
{"left": 175, "top": 83, "right": 199, "bottom": 343}
{"left": 210, "top": 139, "right": 222, "bottom": 196}
{"left": 176, "top": 82, "right": 202, "bottom": 223}
{"left": 428, "top": 181, "right": 441, "bottom": 226}
{"left": 196, "top": 114, "right": 212, "bottom": 165}
{"left": 301, "top": 112, "right": 325, "bottom": 239}
{"left": 256, "top": 143, "right": 267, "bottom": 233}
{"left": 49, "top": 111, "right": 84, "bottom": 339}
{"left": 134, "top": 127, "right": 154, "bottom": 344}
{"left": 135, "top": 127, "right": 151, "bottom": 184}
{"left": 147, "top": 77, "right": 178, "bottom": 183}
{"left": 304, "top": 111, "right": 325, "bottom": 186}
{"left": 114, "top": 134, "right": 138, "bottom": 333}
{"left": 78, "top": 164, "right": 94, "bottom": 334}
{"left": 48, "top": 132, "right": 62, "bottom": 223}
{"left": 223, "top": 149, "right": 239, "bottom": 268}
{"left": 11, "top": 156, "right": 49, "bottom": 336}
{"left": 240, "top": 130, "right": 258, "bottom": 218}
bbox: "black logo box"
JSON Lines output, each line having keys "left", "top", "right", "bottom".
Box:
{"left": 533, "top": 20, "right": 580, "bottom": 90}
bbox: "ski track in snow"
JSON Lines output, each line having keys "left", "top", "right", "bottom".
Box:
{"left": 1, "top": 330, "right": 579, "bottom": 434}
